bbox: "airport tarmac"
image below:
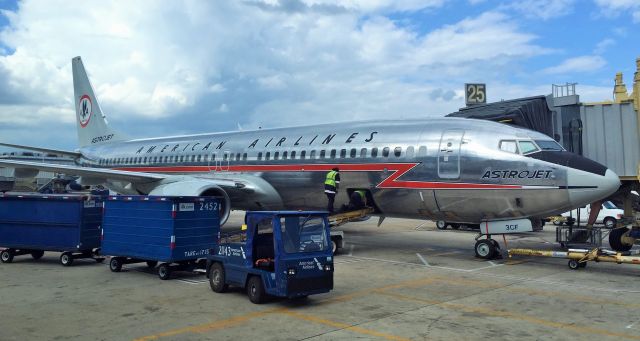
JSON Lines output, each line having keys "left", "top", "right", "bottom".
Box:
{"left": 1, "top": 211, "right": 640, "bottom": 341}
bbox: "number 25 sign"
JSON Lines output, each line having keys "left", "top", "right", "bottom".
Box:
{"left": 465, "top": 83, "right": 486, "bottom": 105}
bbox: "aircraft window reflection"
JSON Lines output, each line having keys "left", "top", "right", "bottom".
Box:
{"left": 144, "top": 157, "right": 148, "bottom": 163}
{"left": 243, "top": 153, "right": 247, "bottom": 161}
{"left": 340, "top": 149, "right": 346, "bottom": 158}
{"left": 236, "top": 153, "right": 241, "bottom": 161}
{"left": 394, "top": 147, "right": 402, "bottom": 157}
{"left": 283, "top": 151, "right": 288, "bottom": 159}
{"left": 360, "top": 148, "right": 367, "bottom": 158}
{"left": 258, "top": 152, "right": 263, "bottom": 161}
{"left": 535, "top": 140, "right": 564, "bottom": 151}
{"left": 519, "top": 141, "right": 539, "bottom": 155}
{"left": 309, "top": 150, "right": 315, "bottom": 159}
{"left": 418, "top": 146, "right": 426, "bottom": 156}
{"left": 350, "top": 148, "right": 356, "bottom": 158}
{"left": 330, "top": 149, "right": 336, "bottom": 159}
{"left": 197, "top": 155, "right": 201, "bottom": 162}
{"left": 371, "top": 148, "right": 378, "bottom": 157}
{"left": 266, "top": 152, "right": 271, "bottom": 160}
{"left": 406, "top": 146, "right": 414, "bottom": 158}
{"left": 382, "top": 147, "right": 390, "bottom": 157}
{"left": 499, "top": 140, "right": 518, "bottom": 154}
{"left": 275, "top": 151, "right": 280, "bottom": 160}
{"left": 301, "top": 150, "right": 306, "bottom": 159}
{"left": 320, "top": 150, "right": 326, "bottom": 158}
{"left": 290, "top": 151, "right": 296, "bottom": 159}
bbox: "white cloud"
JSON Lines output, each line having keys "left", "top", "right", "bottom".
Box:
{"left": 594, "top": 38, "right": 615, "bottom": 54}
{"left": 507, "top": 0, "right": 576, "bottom": 20}
{"left": 594, "top": 0, "right": 640, "bottom": 22}
{"left": 0, "top": 1, "right": 556, "bottom": 148}
{"left": 542, "top": 55, "right": 607, "bottom": 74}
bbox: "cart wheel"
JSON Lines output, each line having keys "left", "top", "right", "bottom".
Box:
{"left": 146, "top": 261, "right": 158, "bottom": 268}
{"left": 436, "top": 220, "right": 448, "bottom": 230}
{"left": 31, "top": 250, "right": 45, "bottom": 260}
{"left": 209, "top": 263, "right": 228, "bottom": 293}
{"left": 247, "top": 276, "right": 266, "bottom": 304}
{"left": 609, "top": 227, "right": 633, "bottom": 252}
{"left": 474, "top": 239, "right": 496, "bottom": 259}
{"left": 109, "top": 257, "right": 123, "bottom": 272}
{"left": 158, "top": 264, "right": 171, "bottom": 280}
{"left": 0, "top": 249, "right": 14, "bottom": 263}
{"left": 60, "top": 252, "right": 74, "bottom": 266}
{"left": 568, "top": 259, "right": 580, "bottom": 270}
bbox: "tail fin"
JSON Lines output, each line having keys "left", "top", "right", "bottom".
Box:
{"left": 72, "top": 56, "right": 124, "bottom": 147}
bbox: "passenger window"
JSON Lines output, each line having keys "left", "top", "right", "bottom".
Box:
{"left": 258, "top": 152, "right": 262, "bottom": 161}
{"left": 418, "top": 146, "right": 427, "bottom": 156}
{"left": 243, "top": 153, "right": 247, "bottom": 161}
{"left": 143, "top": 157, "right": 147, "bottom": 163}
{"left": 309, "top": 150, "right": 315, "bottom": 159}
{"left": 266, "top": 152, "right": 271, "bottom": 160}
{"left": 360, "top": 148, "right": 367, "bottom": 158}
{"left": 406, "top": 146, "right": 414, "bottom": 158}
{"left": 283, "top": 151, "right": 288, "bottom": 159}
{"left": 340, "top": 149, "right": 346, "bottom": 158}
{"left": 197, "top": 155, "right": 201, "bottom": 162}
{"left": 320, "top": 150, "right": 326, "bottom": 158}
{"left": 519, "top": 141, "right": 539, "bottom": 155}
{"left": 290, "top": 151, "right": 296, "bottom": 159}
{"left": 499, "top": 140, "right": 518, "bottom": 154}
{"left": 350, "top": 148, "right": 356, "bottom": 158}
{"left": 382, "top": 147, "right": 389, "bottom": 157}
{"left": 330, "top": 149, "right": 336, "bottom": 159}
{"left": 394, "top": 147, "right": 402, "bottom": 157}
{"left": 223, "top": 153, "right": 228, "bottom": 161}
{"left": 371, "top": 148, "right": 378, "bottom": 158}
{"left": 274, "top": 151, "right": 280, "bottom": 160}
{"left": 300, "top": 150, "right": 306, "bottom": 159}
{"left": 180, "top": 155, "right": 185, "bottom": 162}
{"left": 212, "top": 153, "right": 216, "bottom": 161}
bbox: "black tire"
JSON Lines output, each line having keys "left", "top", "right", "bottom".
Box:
{"left": 158, "top": 264, "right": 171, "bottom": 280}
{"left": 568, "top": 259, "right": 580, "bottom": 270}
{"left": 31, "top": 250, "right": 44, "bottom": 260}
{"left": 451, "top": 224, "right": 460, "bottom": 230}
{"left": 109, "top": 257, "right": 123, "bottom": 272}
{"left": 603, "top": 217, "right": 616, "bottom": 229}
{"left": 60, "top": 252, "right": 74, "bottom": 266}
{"left": 331, "top": 240, "right": 338, "bottom": 255}
{"left": 247, "top": 276, "right": 266, "bottom": 304}
{"left": 0, "top": 249, "right": 14, "bottom": 263}
{"left": 609, "top": 227, "right": 633, "bottom": 252}
{"left": 146, "top": 260, "right": 158, "bottom": 268}
{"left": 553, "top": 219, "right": 561, "bottom": 226}
{"left": 474, "top": 239, "right": 496, "bottom": 259}
{"left": 209, "top": 263, "right": 228, "bottom": 293}
{"left": 436, "top": 220, "right": 448, "bottom": 230}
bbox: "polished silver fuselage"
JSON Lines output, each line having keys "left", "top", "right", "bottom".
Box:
{"left": 79, "top": 118, "right": 619, "bottom": 223}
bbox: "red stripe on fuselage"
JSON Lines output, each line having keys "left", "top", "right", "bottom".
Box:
{"left": 114, "top": 163, "right": 522, "bottom": 190}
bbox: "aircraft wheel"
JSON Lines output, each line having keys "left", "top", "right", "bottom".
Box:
{"left": 436, "top": 221, "right": 448, "bottom": 230}
{"left": 474, "top": 239, "right": 496, "bottom": 259}
{"left": 209, "top": 263, "right": 228, "bottom": 293}
{"left": 247, "top": 276, "right": 266, "bottom": 304}
{"left": 603, "top": 217, "right": 616, "bottom": 229}
{"left": 609, "top": 227, "right": 633, "bottom": 252}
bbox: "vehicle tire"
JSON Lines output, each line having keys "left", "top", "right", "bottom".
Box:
{"left": 474, "top": 239, "right": 496, "bottom": 259}
{"left": 1, "top": 249, "right": 14, "bottom": 263}
{"left": 158, "top": 264, "right": 171, "bottom": 280}
{"left": 436, "top": 220, "right": 448, "bottom": 230}
{"left": 609, "top": 227, "right": 633, "bottom": 252}
{"left": 568, "top": 259, "right": 580, "bottom": 270}
{"left": 146, "top": 261, "right": 158, "bottom": 268}
{"left": 331, "top": 240, "right": 338, "bottom": 255}
{"left": 603, "top": 217, "right": 616, "bottom": 229}
{"left": 60, "top": 252, "right": 74, "bottom": 266}
{"left": 31, "top": 250, "right": 44, "bottom": 260}
{"left": 109, "top": 257, "right": 123, "bottom": 272}
{"left": 209, "top": 263, "right": 228, "bottom": 293}
{"left": 553, "top": 220, "right": 561, "bottom": 226}
{"left": 451, "top": 224, "right": 460, "bottom": 230}
{"left": 247, "top": 276, "right": 266, "bottom": 304}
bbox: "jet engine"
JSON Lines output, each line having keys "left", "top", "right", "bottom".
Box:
{"left": 148, "top": 180, "right": 232, "bottom": 225}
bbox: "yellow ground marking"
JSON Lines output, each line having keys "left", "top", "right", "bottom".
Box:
{"left": 279, "top": 309, "right": 411, "bottom": 341}
{"left": 377, "top": 291, "right": 640, "bottom": 340}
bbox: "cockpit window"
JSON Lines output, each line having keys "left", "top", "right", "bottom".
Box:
{"left": 499, "top": 140, "right": 518, "bottom": 154}
{"left": 518, "top": 141, "right": 539, "bottom": 155}
{"left": 535, "top": 140, "right": 564, "bottom": 151}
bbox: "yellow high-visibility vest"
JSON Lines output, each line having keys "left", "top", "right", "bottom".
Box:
{"left": 325, "top": 170, "right": 338, "bottom": 187}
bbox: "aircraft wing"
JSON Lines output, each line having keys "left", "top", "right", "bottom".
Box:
{"left": 0, "top": 142, "right": 82, "bottom": 158}
{"left": 0, "top": 159, "right": 164, "bottom": 183}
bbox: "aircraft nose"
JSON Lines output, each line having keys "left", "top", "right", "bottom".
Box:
{"left": 568, "top": 168, "right": 620, "bottom": 208}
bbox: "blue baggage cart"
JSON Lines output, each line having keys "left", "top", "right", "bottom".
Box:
{"left": 0, "top": 193, "right": 104, "bottom": 266}
{"left": 102, "top": 195, "right": 220, "bottom": 280}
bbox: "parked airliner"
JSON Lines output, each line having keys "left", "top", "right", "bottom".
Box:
{"left": 0, "top": 57, "right": 620, "bottom": 236}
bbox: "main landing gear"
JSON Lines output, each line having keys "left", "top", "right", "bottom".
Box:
{"left": 474, "top": 235, "right": 502, "bottom": 260}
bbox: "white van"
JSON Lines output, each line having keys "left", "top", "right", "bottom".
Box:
{"left": 559, "top": 201, "right": 623, "bottom": 229}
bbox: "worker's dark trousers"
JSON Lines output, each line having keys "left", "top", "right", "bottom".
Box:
{"left": 326, "top": 192, "right": 335, "bottom": 213}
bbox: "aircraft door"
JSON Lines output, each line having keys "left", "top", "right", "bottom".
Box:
{"left": 438, "top": 129, "right": 464, "bottom": 179}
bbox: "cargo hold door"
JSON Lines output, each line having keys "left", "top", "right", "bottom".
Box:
{"left": 438, "top": 130, "right": 464, "bottom": 179}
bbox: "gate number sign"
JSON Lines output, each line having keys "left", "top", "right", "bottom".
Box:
{"left": 465, "top": 83, "right": 486, "bottom": 105}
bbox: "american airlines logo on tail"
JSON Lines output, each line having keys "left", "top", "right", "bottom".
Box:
{"left": 79, "top": 94, "right": 92, "bottom": 128}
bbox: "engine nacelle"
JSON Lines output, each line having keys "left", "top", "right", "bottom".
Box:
{"left": 148, "top": 180, "right": 232, "bottom": 225}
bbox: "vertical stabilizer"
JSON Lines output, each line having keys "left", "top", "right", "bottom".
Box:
{"left": 72, "top": 56, "right": 124, "bottom": 147}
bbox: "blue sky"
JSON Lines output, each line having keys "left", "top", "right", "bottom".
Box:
{"left": 0, "top": 0, "right": 638, "bottom": 150}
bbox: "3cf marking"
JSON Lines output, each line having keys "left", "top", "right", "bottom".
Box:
{"left": 79, "top": 95, "right": 92, "bottom": 128}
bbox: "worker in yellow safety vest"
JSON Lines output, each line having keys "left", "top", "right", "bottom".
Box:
{"left": 324, "top": 167, "right": 340, "bottom": 213}
{"left": 346, "top": 190, "right": 367, "bottom": 211}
